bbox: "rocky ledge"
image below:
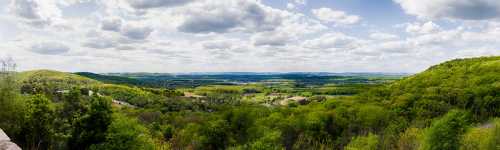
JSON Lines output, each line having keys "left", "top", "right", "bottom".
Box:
{"left": 0, "top": 129, "right": 21, "bottom": 150}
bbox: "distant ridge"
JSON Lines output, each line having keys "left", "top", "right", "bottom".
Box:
{"left": 75, "top": 72, "right": 144, "bottom": 86}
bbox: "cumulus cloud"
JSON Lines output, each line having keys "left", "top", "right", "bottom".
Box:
{"left": 351, "top": 40, "right": 413, "bottom": 57}
{"left": 82, "top": 38, "right": 117, "bottom": 49}
{"left": 377, "top": 41, "right": 412, "bottom": 53}
{"left": 177, "top": 0, "right": 283, "bottom": 33}
{"left": 8, "top": 0, "right": 63, "bottom": 27}
{"left": 405, "top": 21, "right": 441, "bottom": 34}
{"left": 311, "top": 8, "right": 360, "bottom": 25}
{"left": 394, "top": 0, "right": 500, "bottom": 20}
{"left": 287, "top": 0, "right": 306, "bottom": 10}
{"left": 303, "top": 33, "right": 359, "bottom": 50}
{"left": 252, "top": 31, "right": 292, "bottom": 46}
{"left": 202, "top": 40, "right": 233, "bottom": 50}
{"left": 121, "top": 23, "right": 154, "bottom": 40}
{"left": 4, "top": 0, "right": 500, "bottom": 73}
{"left": 369, "top": 32, "right": 399, "bottom": 40}
{"left": 101, "top": 17, "right": 122, "bottom": 32}
{"left": 9, "top": 0, "right": 39, "bottom": 19}
{"left": 127, "top": 0, "right": 194, "bottom": 9}
{"left": 30, "top": 42, "right": 70, "bottom": 55}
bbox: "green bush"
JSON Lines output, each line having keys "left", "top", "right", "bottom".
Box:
{"left": 345, "top": 133, "right": 379, "bottom": 150}
{"left": 422, "top": 110, "right": 469, "bottom": 150}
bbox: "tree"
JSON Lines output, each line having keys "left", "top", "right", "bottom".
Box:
{"left": 460, "top": 118, "right": 500, "bottom": 150}
{"left": 356, "top": 105, "right": 390, "bottom": 133}
{"left": 68, "top": 96, "right": 112, "bottom": 150}
{"left": 199, "top": 119, "right": 231, "bottom": 150}
{"left": 345, "top": 133, "right": 379, "bottom": 150}
{"left": 397, "top": 128, "right": 423, "bottom": 150}
{"left": 422, "top": 110, "right": 469, "bottom": 150}
{"left": 0, "top": 57, "right": 25, "bottom": 140}
{"left": 90, "top": 114, "right": 154, "bottom": 150}
{"left": 61, "top": 88, "right": 88, "bottom": 125}
{"left": 20, "top": 94, "right": 56, "bottom": 150}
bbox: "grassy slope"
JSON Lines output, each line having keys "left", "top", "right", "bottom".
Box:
{"left": 17, "top": 70, "right": 101, "bottom": 91}
{"left": 18, "top": 70, "right": 98, "bottom": 83}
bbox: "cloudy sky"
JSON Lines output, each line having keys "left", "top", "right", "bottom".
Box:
{"left": 1, "top": 0, "right": 499, "bottom": 73}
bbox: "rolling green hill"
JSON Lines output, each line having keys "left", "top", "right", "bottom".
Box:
{"left": 17, "top": 70, "right": 100, "bottom": 95}
{"left": 363, "top": 56, "right": 500, "bottom": 123}
{"left": 18, "top": 69, "right": 96, "bottom": 82}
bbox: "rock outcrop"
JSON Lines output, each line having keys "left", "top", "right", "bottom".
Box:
{"left": 0, "top": 129, "right": 21, "bottom": 150}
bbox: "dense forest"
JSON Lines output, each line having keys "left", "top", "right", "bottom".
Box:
{"left": 0, "top": 56, "right": 499, "bottom": 150}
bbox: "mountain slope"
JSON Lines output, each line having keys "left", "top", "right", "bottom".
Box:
{"left": 365, "top": 56, "right": 500, "bottom": 122}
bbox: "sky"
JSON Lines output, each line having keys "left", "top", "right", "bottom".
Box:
{"left": 1, "top": 0, "right": 500, "bottom": 73}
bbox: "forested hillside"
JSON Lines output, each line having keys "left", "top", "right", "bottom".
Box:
{"left": 0, "top": 56, "right": 499, "bottom": 150}
{"left": 362, "top": 56, "right": 500, "bottom": 123}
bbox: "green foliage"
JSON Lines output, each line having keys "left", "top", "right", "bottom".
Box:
{"left": 18, "top": 70, "right": 99, "bottom": 97}
{"left": 90, "top": 114, "right": 154, "bottom": 150}
{"left": 75, "top": 72, "right": 145, "bottom": 86}
{"left": 69, "top": 96, "right": 112, "bottom": 150}
{"left": 245, "top": 130, "right": 281, "bottom": 150}
{"left": 345, "top": 133, "right": 379, "bottom": 150}
{"left": 96, "top": 84, "right": 163, "bottom": 107}
{"left": 460, "top": 118, "right": 500, "bottom": 150}
{"left": 356, "top": 105, "right": 391, "bottom": 132}
{"left": 0, "top": 71, "right": 25, "bottom": 138}
{"left": 397, "top": 127, "right": 423, "bottom": 150}
{"left": 422, "top": 110, "right": 470, "bottom": 150}
{"left": 381, "top": 56, "right": 500, "bottom": 121}
{"left": 20, "top": 95, "right": 56, "bottom": 150}
{"left": 171, "top": 120, "right": 231, "bottom": 150}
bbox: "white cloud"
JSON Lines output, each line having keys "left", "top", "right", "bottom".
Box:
{"left": 82, "top": 38, "right": 117, "bottom": 49}
{"left": 127, "top": 0, "right": 194, "bottom": 9}
{"left": 369, "top": 32, "right": 399, "bottom": 40}
{"left": 121, "top": 23, "right": 153, "bottom": 40}
{"left": 202, "top": 40, "right": 233, "bottom": 50}
{"left": 286, "top": 3, "right": 296, "bottom": 10}
{"left": 101, "top": 17, "right": 122, "bottom": 32}
{"left": 311, "top": 8, "right": 360, "bottom": 25}
{"left": 30, "top": 42, "right": 70, "bottom": 55}
{"left": 8, "top": 0, "right": 63, "bottom": 27}
{"left": 377, "top": 41, "right": 413, "bottom": 53}
{"left": 177, "top": 0, "right": 283, "bottom": 33}
{"left": 287, "top": 0, "right": 306, "bottom": 9}
{"left": 1, "top": 0, "right": 499, "bottom": 73}
{"left": 394, "top": 0, "right": 500, "bottom": 20}
{"left": 405, "top": 21, "right": 441, "bottom": 34}
{"left": 303, "top": 32, "right": 359, "bottom": 50}
{"left": 252, "top": 31, "right": 292, "bottom": 46}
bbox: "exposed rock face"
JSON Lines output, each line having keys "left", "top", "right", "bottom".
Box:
{"left": 0, "top": 129, "right": 21, "bottom": 150}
